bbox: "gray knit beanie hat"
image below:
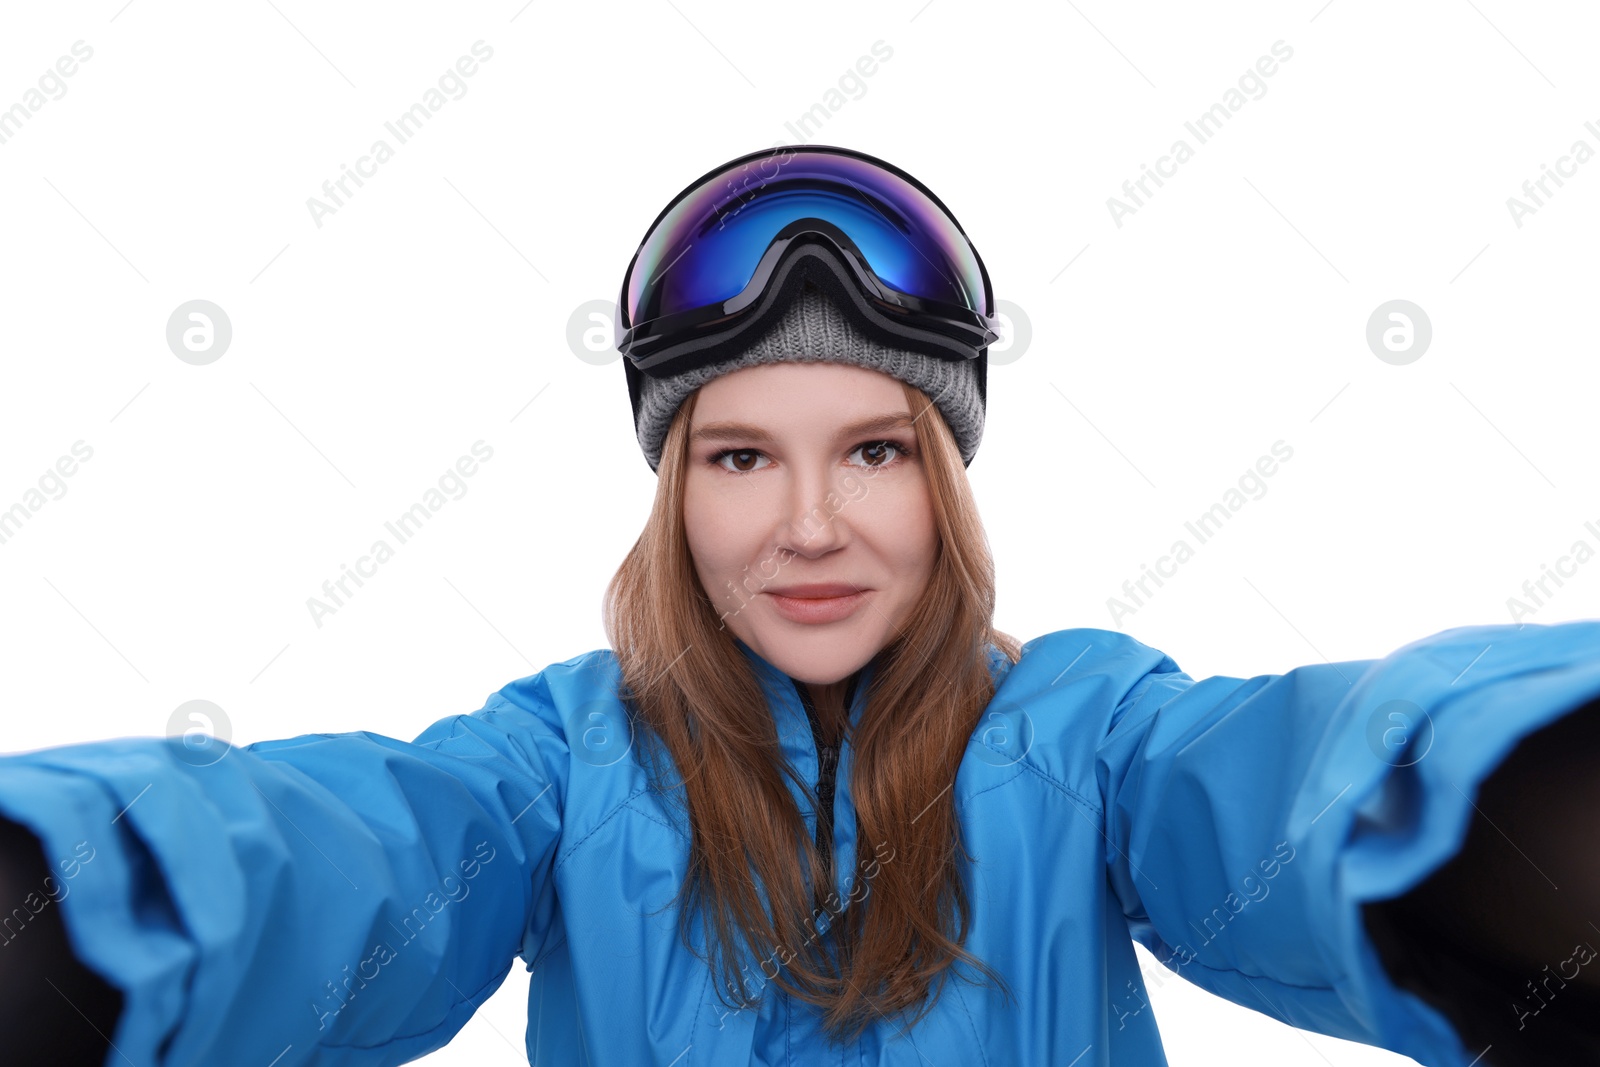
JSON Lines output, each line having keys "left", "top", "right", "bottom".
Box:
{"left": 633, "top": 281, "right": 985, "bottom": 472}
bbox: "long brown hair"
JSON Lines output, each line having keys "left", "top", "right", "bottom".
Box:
{"left": 602, "top": 374, "right": 1023, "bottom": 1043}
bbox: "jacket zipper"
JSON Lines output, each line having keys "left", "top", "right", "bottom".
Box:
{"left": 792, "top": 673, "right": 859, "bottom": 894}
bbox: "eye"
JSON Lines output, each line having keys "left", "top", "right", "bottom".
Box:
{"left": 847, "top": 440, "right": 912, "bottom": 469}
{"left": 712, "top": 448, "right": 771, "bottom": 474}
{"left": 709, "top": 439, "right": 913, "bottom": 474}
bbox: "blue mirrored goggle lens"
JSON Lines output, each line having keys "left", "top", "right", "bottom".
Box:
{"left": 624, "top": 151, "right": 987, "bottom": 329}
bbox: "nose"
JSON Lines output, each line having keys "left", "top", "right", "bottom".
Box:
{"left": 776, "top": 457, "right": 851, "bottom": 559}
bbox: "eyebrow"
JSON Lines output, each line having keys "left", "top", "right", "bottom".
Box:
{"left": 690, "top": 411, "right": 916, "bottom": 446}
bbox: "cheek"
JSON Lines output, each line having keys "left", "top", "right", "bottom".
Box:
{"left": 908, "top": 501, "right": 939, "bottom": 576}
{"left": 683, "top": 477, "right": 754, "bottom": 585}
{"left": 870, "top": 481, "right": 939, "bottom": 577}
{"left": 682, "top": 485, "right": 718, "bottom": 574}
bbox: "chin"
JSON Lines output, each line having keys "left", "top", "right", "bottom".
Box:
{"left": 747, "top": 623, "right": 884, "bottom": 686}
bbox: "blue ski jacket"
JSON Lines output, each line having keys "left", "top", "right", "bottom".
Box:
{"left": 2, "top": 620, "right": 1598, "bottom": 1066}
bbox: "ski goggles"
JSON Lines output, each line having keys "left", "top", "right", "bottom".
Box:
{"left": 615, "top": 145, "right": 1001, "bottom": 379}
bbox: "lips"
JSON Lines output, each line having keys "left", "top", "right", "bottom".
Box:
{"left": 763, "top": 584, "right": 871, "bottom": 625}
{"left": 765, "top": 583, "right": 864, "bottom": 599}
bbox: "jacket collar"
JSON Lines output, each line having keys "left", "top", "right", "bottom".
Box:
{"left": 729, "top": 635, "right": 1010, "bottom": 930}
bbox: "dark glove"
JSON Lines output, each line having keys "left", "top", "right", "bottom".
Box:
{"left": 0, "top": 814, "right": 124, "bottom": 1064}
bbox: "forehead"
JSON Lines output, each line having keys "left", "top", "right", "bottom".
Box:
{"left": 690, "top": 362, "right": 909, "bottom": 425}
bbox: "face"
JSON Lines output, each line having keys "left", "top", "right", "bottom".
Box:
{"left": 682, "top": 362, "right": 940, "bottom": 687}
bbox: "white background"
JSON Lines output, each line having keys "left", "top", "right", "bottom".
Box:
{"left": 3, "top": 1, "right": 1598, "bottom": 1064}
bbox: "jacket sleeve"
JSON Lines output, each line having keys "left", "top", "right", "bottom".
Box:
{"left": 1092, "top": 619, "right": 1600, "bottom": 1067}
{"left": 0, "top": 672, "right": 570, "bottom": 1067}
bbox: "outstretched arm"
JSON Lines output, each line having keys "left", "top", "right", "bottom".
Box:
{"left": 1363, "top": 693, "right": 1600, "bottom": 1065}
{"left": 1091, "top": 618, "right": 1600, "bottom": 1066}
{"left": 0, "top": 675, "right": 570, "bottom": 1067}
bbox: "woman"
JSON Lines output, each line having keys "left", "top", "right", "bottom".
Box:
{"left": 2, "top": 146, "right": 1599, "bottom": 1066}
